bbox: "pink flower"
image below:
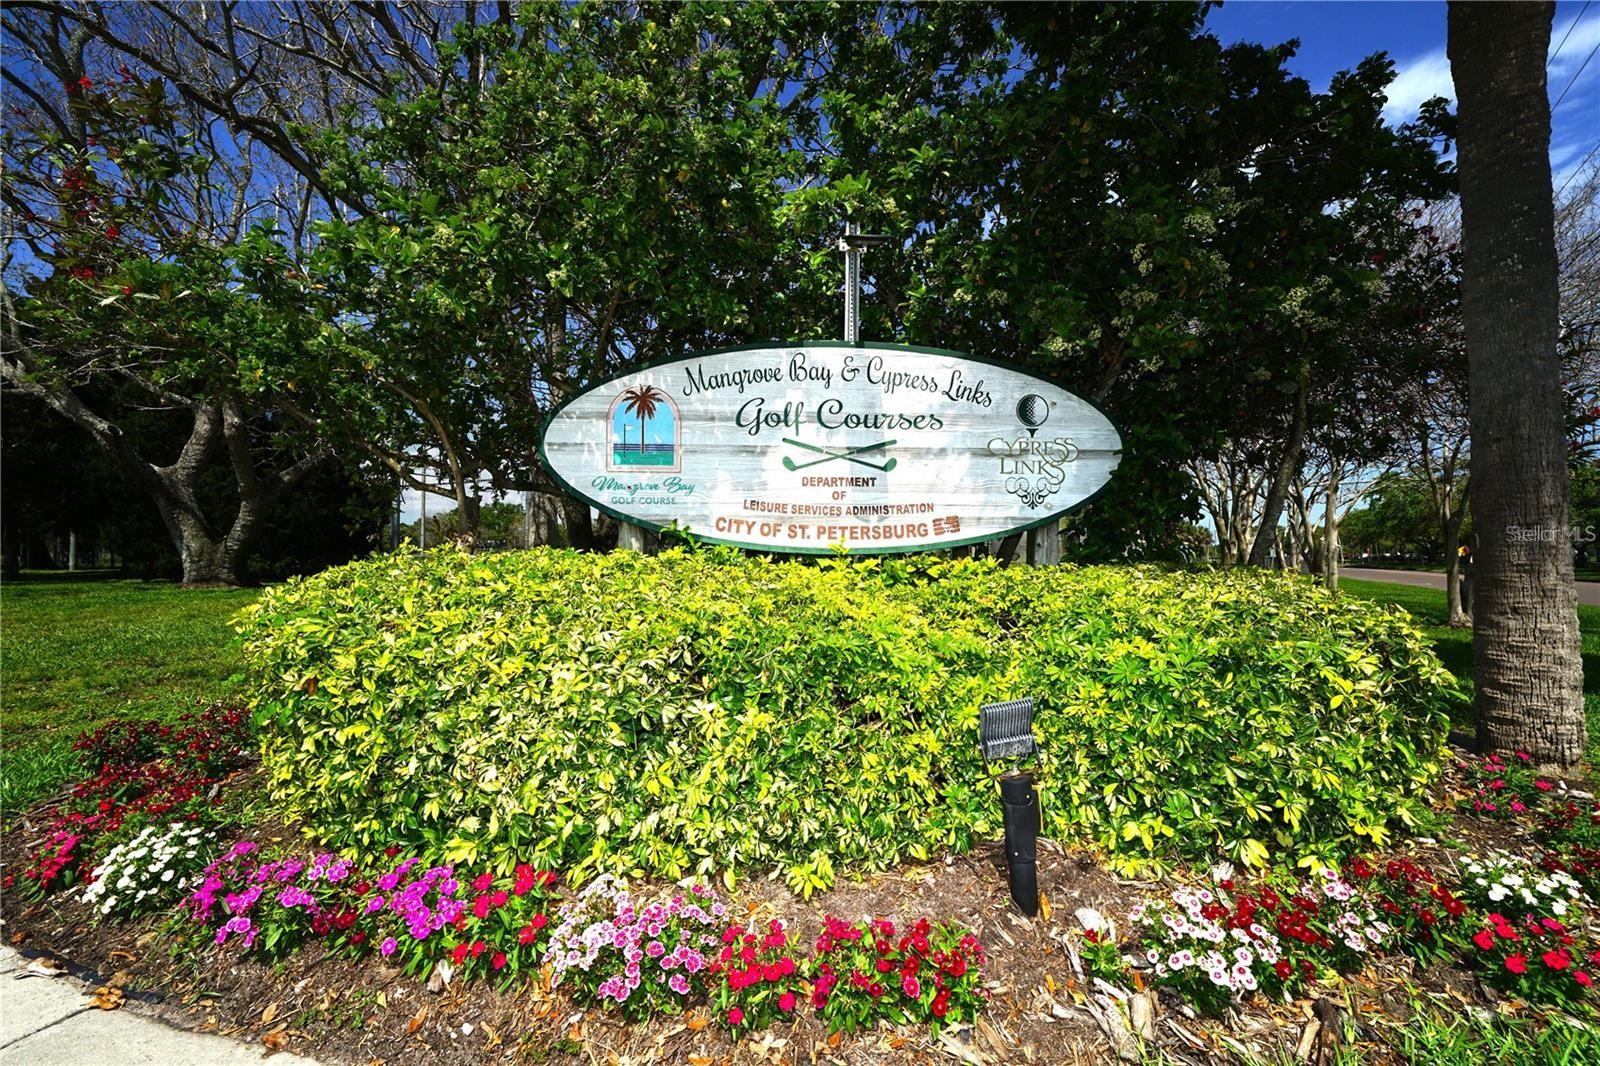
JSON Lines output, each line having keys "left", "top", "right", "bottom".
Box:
{"left": 727, "top": 1007, "right": 744, "bottom": 1026}
{"left": 778, "top": 991, "right": 797, "bottom": 1012}
{"left": 1535, "top": 780, "right": 1554, "bottom": 791}
{"left": 902, "top": 975, "right": 921, "bottom": 998}
{"left": 380, "top": 937, "right": 398, "bottom": 956}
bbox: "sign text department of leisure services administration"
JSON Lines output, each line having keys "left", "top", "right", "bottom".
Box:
{"left": 538, "top": 343, "right": 1122, "bottom": 554}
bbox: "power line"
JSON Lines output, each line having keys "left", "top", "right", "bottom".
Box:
{"left": 1549, "top": 2, "right": 1592, "bottom": 67}
{"left": 1552, "top": 40, "right": 1599, "bottom": 111}
{"left": 1556, "top": 140, "right": 1600, "bottom": 198}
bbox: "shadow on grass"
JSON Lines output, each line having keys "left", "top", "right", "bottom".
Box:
{"left": 1, "top": 568, "right": 157, "bottom": 585}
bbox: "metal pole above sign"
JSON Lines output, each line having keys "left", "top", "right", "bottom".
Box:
{"left": 842, "top": 221, "right": 860, "bottom": 344}
{"left": 836, "top": 222, "right": 892, "bottom": 345}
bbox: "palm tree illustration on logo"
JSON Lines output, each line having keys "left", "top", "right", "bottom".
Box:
{"left": 611, "top": 384, "right": 677, "bottom": 468}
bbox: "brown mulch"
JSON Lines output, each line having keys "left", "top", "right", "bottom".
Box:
{"left": 0, "top": 750, "right": 1580, "bottom": 1065}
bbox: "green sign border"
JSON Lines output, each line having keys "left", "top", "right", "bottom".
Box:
{"left": 535, "top": 340, "right": 1124, "bottom": 556}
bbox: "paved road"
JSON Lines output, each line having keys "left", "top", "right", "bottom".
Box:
{"left": 1347, "top": 567, "right": 1600, "bottom": 608}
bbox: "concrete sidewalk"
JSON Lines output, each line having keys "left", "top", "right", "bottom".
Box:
{"left": 0, "top": 945, "right": 320, "bottom": 1065}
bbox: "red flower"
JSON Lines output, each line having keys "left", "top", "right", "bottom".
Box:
{"left": 472, "top": 872, "right": 493, "bottom": 892}
{"left": 104, "top": 225, "right": 120, "bottom": 240}
{"left": 1577, "top": 971, "right": 1594, "bottom": 988}
{"left": 1273, "top": 960, "right": 1293, "bottom": 980}
{"left": 490, "top": 890, "right": 508, "bottom": 907}
{"left": 948, "top": 957, "right": 968, "bottom": 977}
{"left": 932, "top": 991, "right": 950, "bottom": 1018}
{"left": 451, "top": 944, "right": 469, "bottom": 965}
{"left": 778, "top": 991, "right": 797, "bottom": 1012}
{"left": 470, "top": 941, "right": 486, "bottom": 958}
{"left": 1544, "top": 949, "right": 1572, "bottom": 971}
{"left": 1472, "top": 930, "right": 1496, "bottom": 951}
{"left": 1505, "top": 955, "right": 1528, "bottom": 974}
{"left": 518, "top": 925, "right": 537, "bottom": 946}
{"left": 384, "top": 846, "right": 400, "bottom": 858}
{"left": 491, "top": 952, "right": 507, "bottom": 971}
{"left": 875, "top": 958, "right": 893, "bottom": 973}
{"left": 1535, "top": 780, "right": 1554, "bottom": 791}
{"left": 727, "top": 1007, "right": 744, "bottom": 1026}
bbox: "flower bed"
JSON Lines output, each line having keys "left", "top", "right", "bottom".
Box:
{"left": 5, "top": 706, "right": 251, "bottom": 897}
{"left": 172, "top": 834, "right": 990, "bottom": 1038}
{"left": 240, "top": 548, "right": 1457, "bottom": 886}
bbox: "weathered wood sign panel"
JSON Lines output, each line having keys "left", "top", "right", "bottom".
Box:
{"left": 538, "top": 343, "right": 1121, "bottom": 554}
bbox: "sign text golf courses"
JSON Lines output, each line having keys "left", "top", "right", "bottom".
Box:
{"left": 538, "top": 343, "right": 1122, "bottom": 553}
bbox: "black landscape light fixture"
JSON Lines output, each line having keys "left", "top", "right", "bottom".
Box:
{"left": 979, "top": 697, "right": 1041, "bottom": 917}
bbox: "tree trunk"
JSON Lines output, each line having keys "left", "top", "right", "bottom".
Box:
{"left": 1248, "top": 383, "right": 1309, "bottom": 568}
{"left": 562, "top": 494, "right": 595, "bottom": 550}
{"left": 1442, "top": 507, "right": 1471, "bottom": 626}
{"left": 1450, "top": 1, "right": 1585, "bottom": 765}
{"left": 1, "top": 519, "right": 19, "bottom": 580}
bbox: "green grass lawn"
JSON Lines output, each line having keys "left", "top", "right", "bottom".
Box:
{"left": 0, "top": 572, "right": 258, "bottom": 811}
{"left": 1340, "top": 577, "right": 1600, "bottom": 766}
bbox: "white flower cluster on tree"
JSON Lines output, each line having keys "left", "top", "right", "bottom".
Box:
{"left": 81, "top": 823, "right": 216, "bottom": 918}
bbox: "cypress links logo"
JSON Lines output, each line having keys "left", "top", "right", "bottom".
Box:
{"left": 989, "top": 393, "right": 1081, "bottom": 509}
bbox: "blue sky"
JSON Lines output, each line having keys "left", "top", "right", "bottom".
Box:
{"left": 1205, "top": 1, "right": 1600, "bottom": 182}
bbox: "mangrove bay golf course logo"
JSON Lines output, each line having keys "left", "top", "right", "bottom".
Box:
{"left": 539, "top": 343, "right": 1122, "bottom": 554}
{"left": 608, "top": 385, "right": 680, "bottom": 473}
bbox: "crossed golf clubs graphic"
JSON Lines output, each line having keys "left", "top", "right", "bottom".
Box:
{"left": 781, "top": 438, "right": 897, "bottom": 472}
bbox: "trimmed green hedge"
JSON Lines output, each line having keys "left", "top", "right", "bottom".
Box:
{"left": 239, "top": 548, "right": 1457, "bottom": 890}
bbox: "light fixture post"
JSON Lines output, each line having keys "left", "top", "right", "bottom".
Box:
{"left": 836, "top": 222, "right": 892, "bottom": 345}
{"left": 842, "top": 221, "right": 861, "bottom": 343}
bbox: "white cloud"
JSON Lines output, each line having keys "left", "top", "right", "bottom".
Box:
{"left": 1549, "top": 15, "right": 1600, "bottom": 80}
{"left": 1382, "top": 50, "right": 1454, "bottom": 123}
{"left": 1380, "top": 15, "right": 1599, "bottom": 124}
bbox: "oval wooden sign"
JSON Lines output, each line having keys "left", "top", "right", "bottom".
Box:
{"left": 538, "top": 343, "right": 1122, "bottom": 554}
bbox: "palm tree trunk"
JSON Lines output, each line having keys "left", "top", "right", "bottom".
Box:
{"left": 1449, "top": 1, "right": 1585, "bottom": 765}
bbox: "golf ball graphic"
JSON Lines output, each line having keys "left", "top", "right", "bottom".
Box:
{"left": 1016, "top": 394, "right": 1049, "bottom": 430}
